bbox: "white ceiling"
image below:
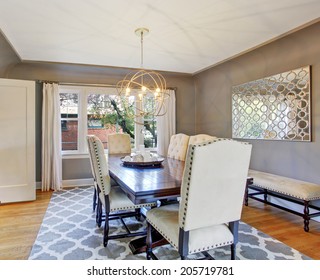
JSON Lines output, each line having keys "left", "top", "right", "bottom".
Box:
{"left": 0, "top": 0, "right": 319, "bottom": 74}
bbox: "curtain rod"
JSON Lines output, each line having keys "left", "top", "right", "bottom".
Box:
{"left": 37, "top": 80, "right": 177, "bottom": 90}
{"left": 61, "top": 82, "right": 117, "bottom": 88}
{"left": 37, "top": 80, "right": 115, "bottom": 88}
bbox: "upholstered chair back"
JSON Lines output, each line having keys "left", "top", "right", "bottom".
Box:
{"left": 179, "top": 139, "right": 252, "bottom": 231}
{"left": 188, "top": 134, "right": 217, "bottom": 145}
{"left": 86, "top": 135, "right": 97, "bottom": 182}
{"left": 167, "top": 133, "right": 190, "bottom": 161}
{"left": 87, "top": 135, "right": 111, "bottom": 196}
{"left": 107, "top": 133, "right": 131, "bottom": 154}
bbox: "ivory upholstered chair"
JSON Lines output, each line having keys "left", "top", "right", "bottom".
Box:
{"left": 87, "top": 135, "right": 156, "bottom": 247}
{"left": 167, "top": 133, "right": 190, "bottom": 161}
{"left": 146, "top": 139, "right": 252, "bottom": 260}
{"left": 86, "top": 135, "right": 99, "bottom": 212}
{"left": 188, "top": 134, "right": 217, "bottom": 145}
{"left": 107, "top": 133, "right": 131, "bottom": 154}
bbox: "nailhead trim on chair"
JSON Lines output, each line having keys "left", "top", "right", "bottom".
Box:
{"left": 190, "top": 240, "right": 233, "bottom": 254}
{"left": 93, "top": 141, "right": 109, "bottom": 195}
{"left": 179, "top": 138, "right": 248, "bottom": 253}
{"left": 148, "top": 217, "right": 234, "bottom": 254}
{"left": 181, "top": 138, "right": 251, "bottom": 227}
{"left": 111, "top": 204, "right": 155, "bottom": 211}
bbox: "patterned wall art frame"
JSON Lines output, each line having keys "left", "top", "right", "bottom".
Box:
{"left": 232, "top": 66, "right": 311, "bottom": 141}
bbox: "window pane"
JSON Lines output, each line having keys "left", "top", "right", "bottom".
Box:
{"left": 143, "top": 96, "right": 157, "bottom": 148}
{"left": 60, "top": 93, "right": 78, "bottom": 118}
{"left": 87, "top": 93, "right": 135, "bottom": 149}
{"left": 60, "top": 93, "right": 79, "bottom": 151}
{"left": 61, "top": 120, "right": 78, "bottom": 150}
{"left": 143, "top": 118, "right": 157, "bottom": 148}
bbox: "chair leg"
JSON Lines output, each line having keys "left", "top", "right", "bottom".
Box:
{"left": 135, "top": 208, "right": 142, "bottom": 221}
{"left": 96, "top": 199, "right": 102, "bottom": 227}
{"left": 229, "top": 221, "right": 239, "bottom": 260}
{"left": 303, "top": 200, "right": 310, "bottom": 232}
{"left": 146, "top": 222, "right": 153, "bottom": 260}
{"left": 103, "top": 210, "right": 110, "bottom": 247}
{"left": 230, "top": 244, "right": 236, "bottom": 260}
{"left": 93, "top": 186, "right": 97, "bottom": 211}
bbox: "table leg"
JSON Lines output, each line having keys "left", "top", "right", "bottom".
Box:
{"left": 129, "top": 229, "right": 168, "bottom": 255}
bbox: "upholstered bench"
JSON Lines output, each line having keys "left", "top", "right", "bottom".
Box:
{"left": 245, "top": 169, "right": 320, "bottom": 232}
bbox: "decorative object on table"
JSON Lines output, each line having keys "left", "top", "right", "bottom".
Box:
{"left": 116, "top": 27, "right": 169, "bottom": 124}
{"left": 121, "top": 154, "right": 164, "bottom": 168}
{"left": 232, "top": 66, "right": 311, "bottom": 141}
{"left": 132, "top": 154, "right": 144, "bottom": 162}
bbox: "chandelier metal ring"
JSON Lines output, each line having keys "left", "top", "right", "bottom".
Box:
{"left": 116, "top": 28, "right": 169, "bottom": 124}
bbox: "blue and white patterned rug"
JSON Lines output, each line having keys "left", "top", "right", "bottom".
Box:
{"left": 28, "top": 186, "right": 311, "bottom": 260}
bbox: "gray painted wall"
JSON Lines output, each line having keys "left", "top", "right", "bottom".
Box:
{"left": 194, "top": 22, "right": 320, "bottom": 183}
{"left": 0, "top": 32, "right": 20, "bottom": 77}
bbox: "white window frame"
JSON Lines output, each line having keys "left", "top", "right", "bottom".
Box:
{"left": 59, "top": 85, "right": 157, "bottom": 158}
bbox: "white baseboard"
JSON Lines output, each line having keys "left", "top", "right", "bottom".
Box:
{"left": 62, "top": 178, "right": 94, "bottom": 188}
{"left": 36, "top": 181, "right": 42, "bottom": 189}
{"left": 36, "top": 179, "right": 94, "bottom": 189}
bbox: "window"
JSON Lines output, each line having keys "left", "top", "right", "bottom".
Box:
{"left": 59, "top": 85, "right": 157, "bottom": 155}
{"left": 60, "top": 91, "right": 79, "bottom": 151}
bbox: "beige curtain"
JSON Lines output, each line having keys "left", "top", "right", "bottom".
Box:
{"left": 156, "top": 89, "right": 176, "bottom": 156}
{"left": 41, "top": 83, "right": 62, "bottom": 191}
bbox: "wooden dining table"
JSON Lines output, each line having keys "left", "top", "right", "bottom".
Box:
{"left": 108, "top": 154, "right": 185, "bottom": 204}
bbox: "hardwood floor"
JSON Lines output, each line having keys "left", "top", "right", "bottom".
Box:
{"left": 0, "top": 189, "right": 319, "bottom": 260}
{"left": 241, "top": 200, "right": 320, "bottom": 260}
{"left": 0, "top": 190, "right": 52, "bottom": 260}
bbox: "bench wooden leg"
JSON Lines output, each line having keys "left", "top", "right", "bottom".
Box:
{"left": 244, "top": 177, "right": 253, "bottom": 206}
{"left": 244, "top": 184, "right": 249, "bottom": 206}
{"left": 303, "top": 200, "right": 310, "bottom": 232}
{"left": 263, "top": 189, "right": 268, "bottom": 202}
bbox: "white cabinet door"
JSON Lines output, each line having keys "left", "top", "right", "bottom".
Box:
{"left": 0, "top": 78, "right": 35, "bottom": 203}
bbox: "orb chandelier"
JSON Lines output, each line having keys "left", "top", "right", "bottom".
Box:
{"left": 116, "top": 28, "right": 169, "bottom": 124}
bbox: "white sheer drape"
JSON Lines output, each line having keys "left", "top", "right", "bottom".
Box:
{"left": 157, "top": 89, "right": 176, "bottom": 156}
{"left": 42, "top": 83, "right": 62, "bottom": 191}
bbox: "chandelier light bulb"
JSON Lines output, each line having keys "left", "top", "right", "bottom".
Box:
{"left": 125, "top": 87, "right": 131, "bottom": 96}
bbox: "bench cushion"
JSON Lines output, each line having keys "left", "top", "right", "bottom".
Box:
{"left": 248, "top": 169, "right": 320, "bottom": 201}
